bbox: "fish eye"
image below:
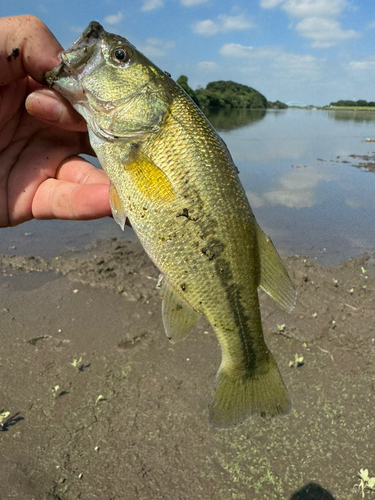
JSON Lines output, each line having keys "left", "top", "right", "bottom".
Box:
{"left": 112, "top": 47, "right": 131, "bottom": 64}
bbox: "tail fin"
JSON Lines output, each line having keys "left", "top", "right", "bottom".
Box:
{"left": 208, "top": 352, "right": 291, "bottom": 429}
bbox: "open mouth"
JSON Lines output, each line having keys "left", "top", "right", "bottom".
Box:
{"left": 45, "top": 21, "right": 105, "bottom": 85}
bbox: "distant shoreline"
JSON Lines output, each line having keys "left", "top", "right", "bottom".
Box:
{"left": 322, "top": 106, "right": 375, "bottom": 112}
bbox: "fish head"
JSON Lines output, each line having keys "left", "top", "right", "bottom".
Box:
{"left": 45, "top": 21, "right": 171, "bottom": 140}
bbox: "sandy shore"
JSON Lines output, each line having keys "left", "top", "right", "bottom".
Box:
{"left": 0, "top": 238, "right": 374, "bottom": 499}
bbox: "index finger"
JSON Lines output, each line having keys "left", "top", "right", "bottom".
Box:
{"left": 56, "top": 156, "right": 110, "bottom": 186}
{"left": 0, "top": 15, "right": 62, "bottom": 86}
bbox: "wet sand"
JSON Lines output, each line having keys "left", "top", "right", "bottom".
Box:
{"left": 0, "top": 238, "right": 374, "bottom": 499}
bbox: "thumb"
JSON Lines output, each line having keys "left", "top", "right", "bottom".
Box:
{"left": 0, "top": 15, "right": 62, "bottom": 86}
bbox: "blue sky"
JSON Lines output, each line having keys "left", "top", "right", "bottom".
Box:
{"left": 2, "top": 0, "right": 375, "bottom": 105}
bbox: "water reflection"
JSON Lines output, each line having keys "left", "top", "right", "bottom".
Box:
{"left": 202, "top": 107, "right": 266, "bottom": 131}
{"left": 327, "top": 109, "right": 375, "bottom": 122}
{"left": 247, "top": 166, "right": 333, "bottom": 209}
{"left": 218, "top": 108, "right": 375, "bottom": 264}
{"left": 1, "top": 109, "right": 375, "bottom": 265}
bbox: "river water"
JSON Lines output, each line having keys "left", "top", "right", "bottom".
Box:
{"left": 1, "top": 108, "right": 375, "bottom": 266}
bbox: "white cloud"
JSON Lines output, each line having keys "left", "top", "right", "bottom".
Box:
{"left": 296, "top": 17, "right": 357, "bottom": 48}
{"left": 197, "top": 61, "right": 220, "bottom": 70}
{"left": 193, "top": 13, "right": 253, "bottom": 36}
{"left": 180, "top": 0, "right": 208, "bottom": 5}
{"left": 220, "top": 43, "right": 323, "bottom": 77}
{"left": 260, "top": 0, "right": 357, "bottom": 48}
{"left": 138, "top": 38, "right": 175, "bottom": 57}
{"left": 246, "top": 191, "right": 265, "bottom": 208}
{"left": 221, "top": 14, "right": 253, "bottom": 31}
{"left": 273, "top": 51, "right": 324, "bottom": 77}
{"left": 103, "top": 12, "right": 123, "bottom": 25}
{"left": 194, "top": 19, "right": 218, "bottom": 35}
{"left": 281, "top": 0, "right": 347, "bottom": 18}
{"left": 348, "top": 57, "right": 375, "bottom": 72}
{"left": 218, "top": 42, "right": 325, "bottom": 100}
{"left": 248, "top": 168, "right": 332, "bottom": 210}
{"left": 219, "top": 43, "right": 274, "bottom": 58}
{"left": 141, "top": 0, "right": 164, "bottom": 11}
{"left": 263, "top": 167, "right": 332, "bottom": 209}
{"left": 260, "top": 0, "right": 284, "bottom": 8}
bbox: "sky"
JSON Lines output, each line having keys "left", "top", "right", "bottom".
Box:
{"left": 2, "top": 0, "right": 375, "bottom": 106}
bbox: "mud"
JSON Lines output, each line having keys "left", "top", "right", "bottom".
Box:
{"left": 0, "top": 239, "right": 374, "bottom": 499}
{"left": 317, "top": 152, "right": 375, "bottom": 173}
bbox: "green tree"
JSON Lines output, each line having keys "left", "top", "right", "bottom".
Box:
{"left": 176, "top": 75, "right": 200, "bottom": 106}
{"left": 176, "top": 77, "right": 285, "bottom": 110}
{"left": 268, "top": 100, "right": 288, "bottom": 109}
{"left": 195, "top": 80, "right": 268, "bottom": 109}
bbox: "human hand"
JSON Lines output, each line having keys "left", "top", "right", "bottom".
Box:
{"left": 0, "top": 15, "right": 111, "bottom": 227}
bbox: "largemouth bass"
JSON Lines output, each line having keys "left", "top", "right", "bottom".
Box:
{"left": 45, "top": 22, "right": 296, "bottom": 428}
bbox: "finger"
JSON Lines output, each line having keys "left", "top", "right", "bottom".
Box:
{"left": 0, "top": 15, "right": 62, "bottom": 86}
{"left": 26, "top": 89, "right": 88, "bottom": 132}
{"left": 56, "top": 156, "right": 109, "bottom": 185}
{"left": 32, "top": 178, "right": 111, "bottom": 220}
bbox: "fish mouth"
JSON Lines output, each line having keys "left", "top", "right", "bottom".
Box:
{"left": 45, "top": 21, "right": 105, "bottom": 85}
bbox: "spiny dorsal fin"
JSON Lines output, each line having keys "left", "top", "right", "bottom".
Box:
{"left": 157, "top": 275, "right": 201, "bottom": 343}
{"left": 256, "top": 224, "right": 296, "bottom": 311}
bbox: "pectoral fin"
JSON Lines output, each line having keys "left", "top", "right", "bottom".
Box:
{"left": 122, "top": 145, "right": 176, "bottom": 206}
{"left": 157, "top": 275, "right": 200, "bottom": 343}
{"left": 256, "top": 224, "right": 296, "bottom": 311}
{"left": 109, "top": 182, "right": 127, "bottom": 231}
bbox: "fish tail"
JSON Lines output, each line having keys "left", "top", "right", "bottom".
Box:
{"left": 208, "top": 352, "right": 291, "bottom": 429}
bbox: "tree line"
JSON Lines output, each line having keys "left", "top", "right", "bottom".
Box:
{"left": 329, "top": 99, "right": 375, "bottom": 107}
{"left": 177, "top": 76, "right": 287, "bottom": 110}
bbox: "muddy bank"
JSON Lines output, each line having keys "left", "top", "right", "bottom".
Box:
{"left": 0, "top": 239, "right": 374, "bottom": 499}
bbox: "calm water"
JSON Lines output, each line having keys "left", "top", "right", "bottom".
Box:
{"left": 1, "top": 108, "right": 375, "bottom": 265}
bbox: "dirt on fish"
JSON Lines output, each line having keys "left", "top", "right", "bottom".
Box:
{"left": 0, "top": 238, "right": 374, "bottom": 500}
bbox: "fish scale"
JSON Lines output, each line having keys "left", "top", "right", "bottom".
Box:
{"left": 45, "top": 21, "right": 296, "bottom": 428}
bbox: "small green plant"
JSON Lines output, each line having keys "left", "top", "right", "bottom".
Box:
{"left": 289, "top": 354, "right": 304, "bottom": 368}
{"left": 0, "top": 409, "right": 10, "bottom": 429}
{"left": 355, "top": 469, "right": 375, "bottom": 498}
{"left": 51, "top": 385, "right": 60, "bottom": 397}
{"left": 277, "top": 324, "right": 290, "bottom": 337}
{"left": 70, "top": 356, "right": 83, "bottom": 370}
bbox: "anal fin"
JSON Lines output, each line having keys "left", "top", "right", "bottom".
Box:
{"left": 256, "top": 224, "right": 296, "bottom": 311}
{"left": 157, "top": 275, "right": 200, "bottom": 343}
